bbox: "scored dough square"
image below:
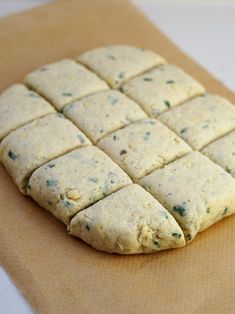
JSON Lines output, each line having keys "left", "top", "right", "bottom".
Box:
{"left": 159, "top": 94, "right": 235, "bottom": 150}
{"left": 78, "top": 45, "right": 165, "bottom": 88}
{"left": 202, "top": 130, "right": 235, "bottom": 177}
{"left": 28, "top": 146, "right": 132, "bottom": 225}
{"left": 122, "top": 64, "right": 205, "bottom": 117}
{"left": 98, "top": 119, "right": 191, "bottom": 181}
{"left": 0, "top": 84, "right": 55, "bottom": 141}
{"left": 25, "top": 59, "right": 109, "bottom": 110}
{"left": 63, "top": 90, "right": 147, "bottom": 143}
{"left": 0, "top": 113, "right": 91, "bottom": 193}
{"left": 139, "top": 152, "right": 235, "bottom": 242}
{"left": 69, "top": 184, "right": 185, "bottom": 254}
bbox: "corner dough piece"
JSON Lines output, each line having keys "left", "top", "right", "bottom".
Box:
{"left": 0, "top": 84, "right": 55, "bottom": 141}
{"left": 122, "top": 64, "right": 205, "bottom": 117}
{"left": 28, "top": 146, "right": 132, "bottom": 225}
{"left": 78, "top": 45, "right": 165, "bottom": 88}
{"left": 0, "top": 113, "right": 91, "bottom": 193}
{"left": 159, "top": 94, "right": 235, "bottom": 150}
{"left": 69, "top": 184, "right": 185, "bottom": 254}
{"left": 25, "top": 59, "right": 109, "bottom": 110}
{"left": 139, "top": 152, "right": 235, "bottom": 242}
{"left": 98, "top": 119, "right": 191, "bottom": 181}
{"left": 63, "top": 90, "right": 147, "bottom": 143}
{"left": 202, "top": 130, "right": 235, "bottom": 177}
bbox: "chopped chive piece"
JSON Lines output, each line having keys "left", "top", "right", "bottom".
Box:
{"left": 152, "top": 240, "right": 160, "bottom": 247}
{"left": 206, "top": 207, "right": 210, "bottom": 214}
{"left": 8, "top": 150, "right": 18, "bottom": 160}
{"left": 173, "top": 205, "right": 186, "bottom": 217}
{"left": 120, "top": 149, "right": 127, "bottom": 155}
{"left": 164, "top": 100, "right": 171, "bottom": 108}
{"left": 180, "top": 128, "right": 188, "bottom": 134}
{"left": 62, "top": 92, "right": 73, "bottom": 97}
{"left": 172, "top": 233, "right": 182, "bottom": 238}
{"left": 223, "top": 207, "right": 228, "bottom": 215}
{"left": 107, "top": 55, "right": 116, "bottom": 60}
{"left": 166, "top": 80, "right": 175, "bottom": 84}
{"left": 143, "top": 77, "right": 153, "bottom": 82}
{"left": 46, "top": 179, "right": 58, "bottom": 187}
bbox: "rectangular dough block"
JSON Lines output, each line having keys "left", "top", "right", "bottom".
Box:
{"left": 25, "top": 59, "right": 109, "bottom": 110}
{"left": 0, "top": 84, "right": 55, "bottom": 141}
{"left": 139, "top": 152, "right": 235, "bottom": 242}
{"left": 122, "top": 64, "right": 205, "bottom": 117}
{"left": 78, "top": 45, "right": 165, "bottom": 88}
{"left": 159, "top": 94, "right": 235, "bottom": 150}
{"left": 202, "top": 130, "right": 235, "bottom": 178}
{"left": 0, "top": 113, "right": 91, "bottom": 193}
{"left": 63, "top": 90, "right": 147, "bottom": 143}
{"left": 28, "top": 146, "right": 131, "bottom": 225}
{"left": 69, "top": 184, "right": 185, "bottom": 254}
{"left": 98, "top": 119, "right": 191, "bottom": 181}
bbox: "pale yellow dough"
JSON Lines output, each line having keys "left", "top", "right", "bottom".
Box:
{"left": 202, "top": 130, "right": 235, "bottom": 177}
{"left": 122, "top": 64, "right": 205, "bottom": 116}
{"left": 159, "top": 94, "right": 235, "bottom": 150}
{"left": 98, "top": 119, "right": 191, "bottom": 181}
{"left": 139, "top": 152, "right": 235, "bottom": 242}
{"left": 28, "top": 146, "right": 131, "bottom": 225}
{"left": 0, "top": 113, "right": 91, "bottom": 193}
{"left": 69, "top": 184, "right": 185, "bottom": 254}
{"left": 0, "top": 84, "right": 55, "bottom": 141}
{"left": 78, "top": 45, "right": 165, "bottom": 88}
{"left": 25, "top": 59, "right": 109, "bottom": 110}
{"left": 63, "top": 90, "right": 147, "bottom": 143}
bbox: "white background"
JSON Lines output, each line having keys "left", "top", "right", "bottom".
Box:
{"left": 0, "top": 1, "right": 235, "bottom": 313}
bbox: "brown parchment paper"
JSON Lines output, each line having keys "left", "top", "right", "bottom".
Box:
{"left": 0, "top": 0, "right": 235, "bottom": 313}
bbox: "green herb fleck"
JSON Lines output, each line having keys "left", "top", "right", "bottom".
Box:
{"left": 166, "top": 80, "right": 175, "bottom": 84}
{"left": 143, "top": 77, "right": 153, "bottom": 82}
{"left": 60, "top": 194, "right": 64, "bottom": 200}
{"left": 120, "top": 149, "right": 127, "bottom": 155}
{"left": 77, "top": 134, "right": 85, "bottom": 144}
{"left": 107, "top": 95, "right": 119, "bottom": 105}
{"left": 113, "top": 135, "right": 117, "bottom": 141}
{"left": 225, "top": 166, "right": 231, "bottom": 174}
{"left": 62, "top": 92, "right": 73, "bottom": 97}
{"left": 164, "top": 100, "right": 171, "bottom": 108}
{"left": 144, "top": 120, "right": 156, "bottom": 125}
{"left": 143, "top": 131, "right": 151, "bottom": 140}
{"left": 89, "top": 177, "right": 98, "bottom": 183}
{"left": 186, "top": 234, "right": 192, "bottom": 241}
{"left": 152, "top": 240, "right": 160, "bottom": 248}
{"left": 172, "top": 232, "right": 182, "bottom": 238}
{"left": 125, "top": 116, "right": 133, "bottom": 123}
{"left": 46, "top": 179, "right": 58, "bottom": 187}
{"left": 173, "top": 205, "right": 186, "bottom": 217}
{"left": 206, "top": 207, "right": 210, "bottom": 214}
{"left": 40, "top": 67, "right": 48, "bottom": 72}
{"left": 28, "top": 92, "right": 40, "bottom": 98}
{"left": 8, "top": 150, "right": 18, "bottom": 160}
{"left": 223, "top": 207, "right": 228, "bottom": 215}
{"left": 27, "top": 183, "right": 31, "bottom": 190}
{"left": 180, "top": 128, "right": 188, "bottom": 134}
{"left": 48, "top": 163, "right": 55, "bottom": 168}
{"left": 118, "top": 72, "right": 125, "bottom": 79}
{"left": 64, "top": 200, "right": 74, "bottom": 208}
{"left": 107, "top": 55, "right": 116, "bottom": 60}
{"left": 86, "top": 224, "right": 90, "bottom": 231}
{"left": 99, "top": 129, "right": 104, "bottom": 134}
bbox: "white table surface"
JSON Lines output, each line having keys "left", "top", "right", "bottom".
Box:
{"left": 0, "top": 1, "right": 235, "bottom": 313}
